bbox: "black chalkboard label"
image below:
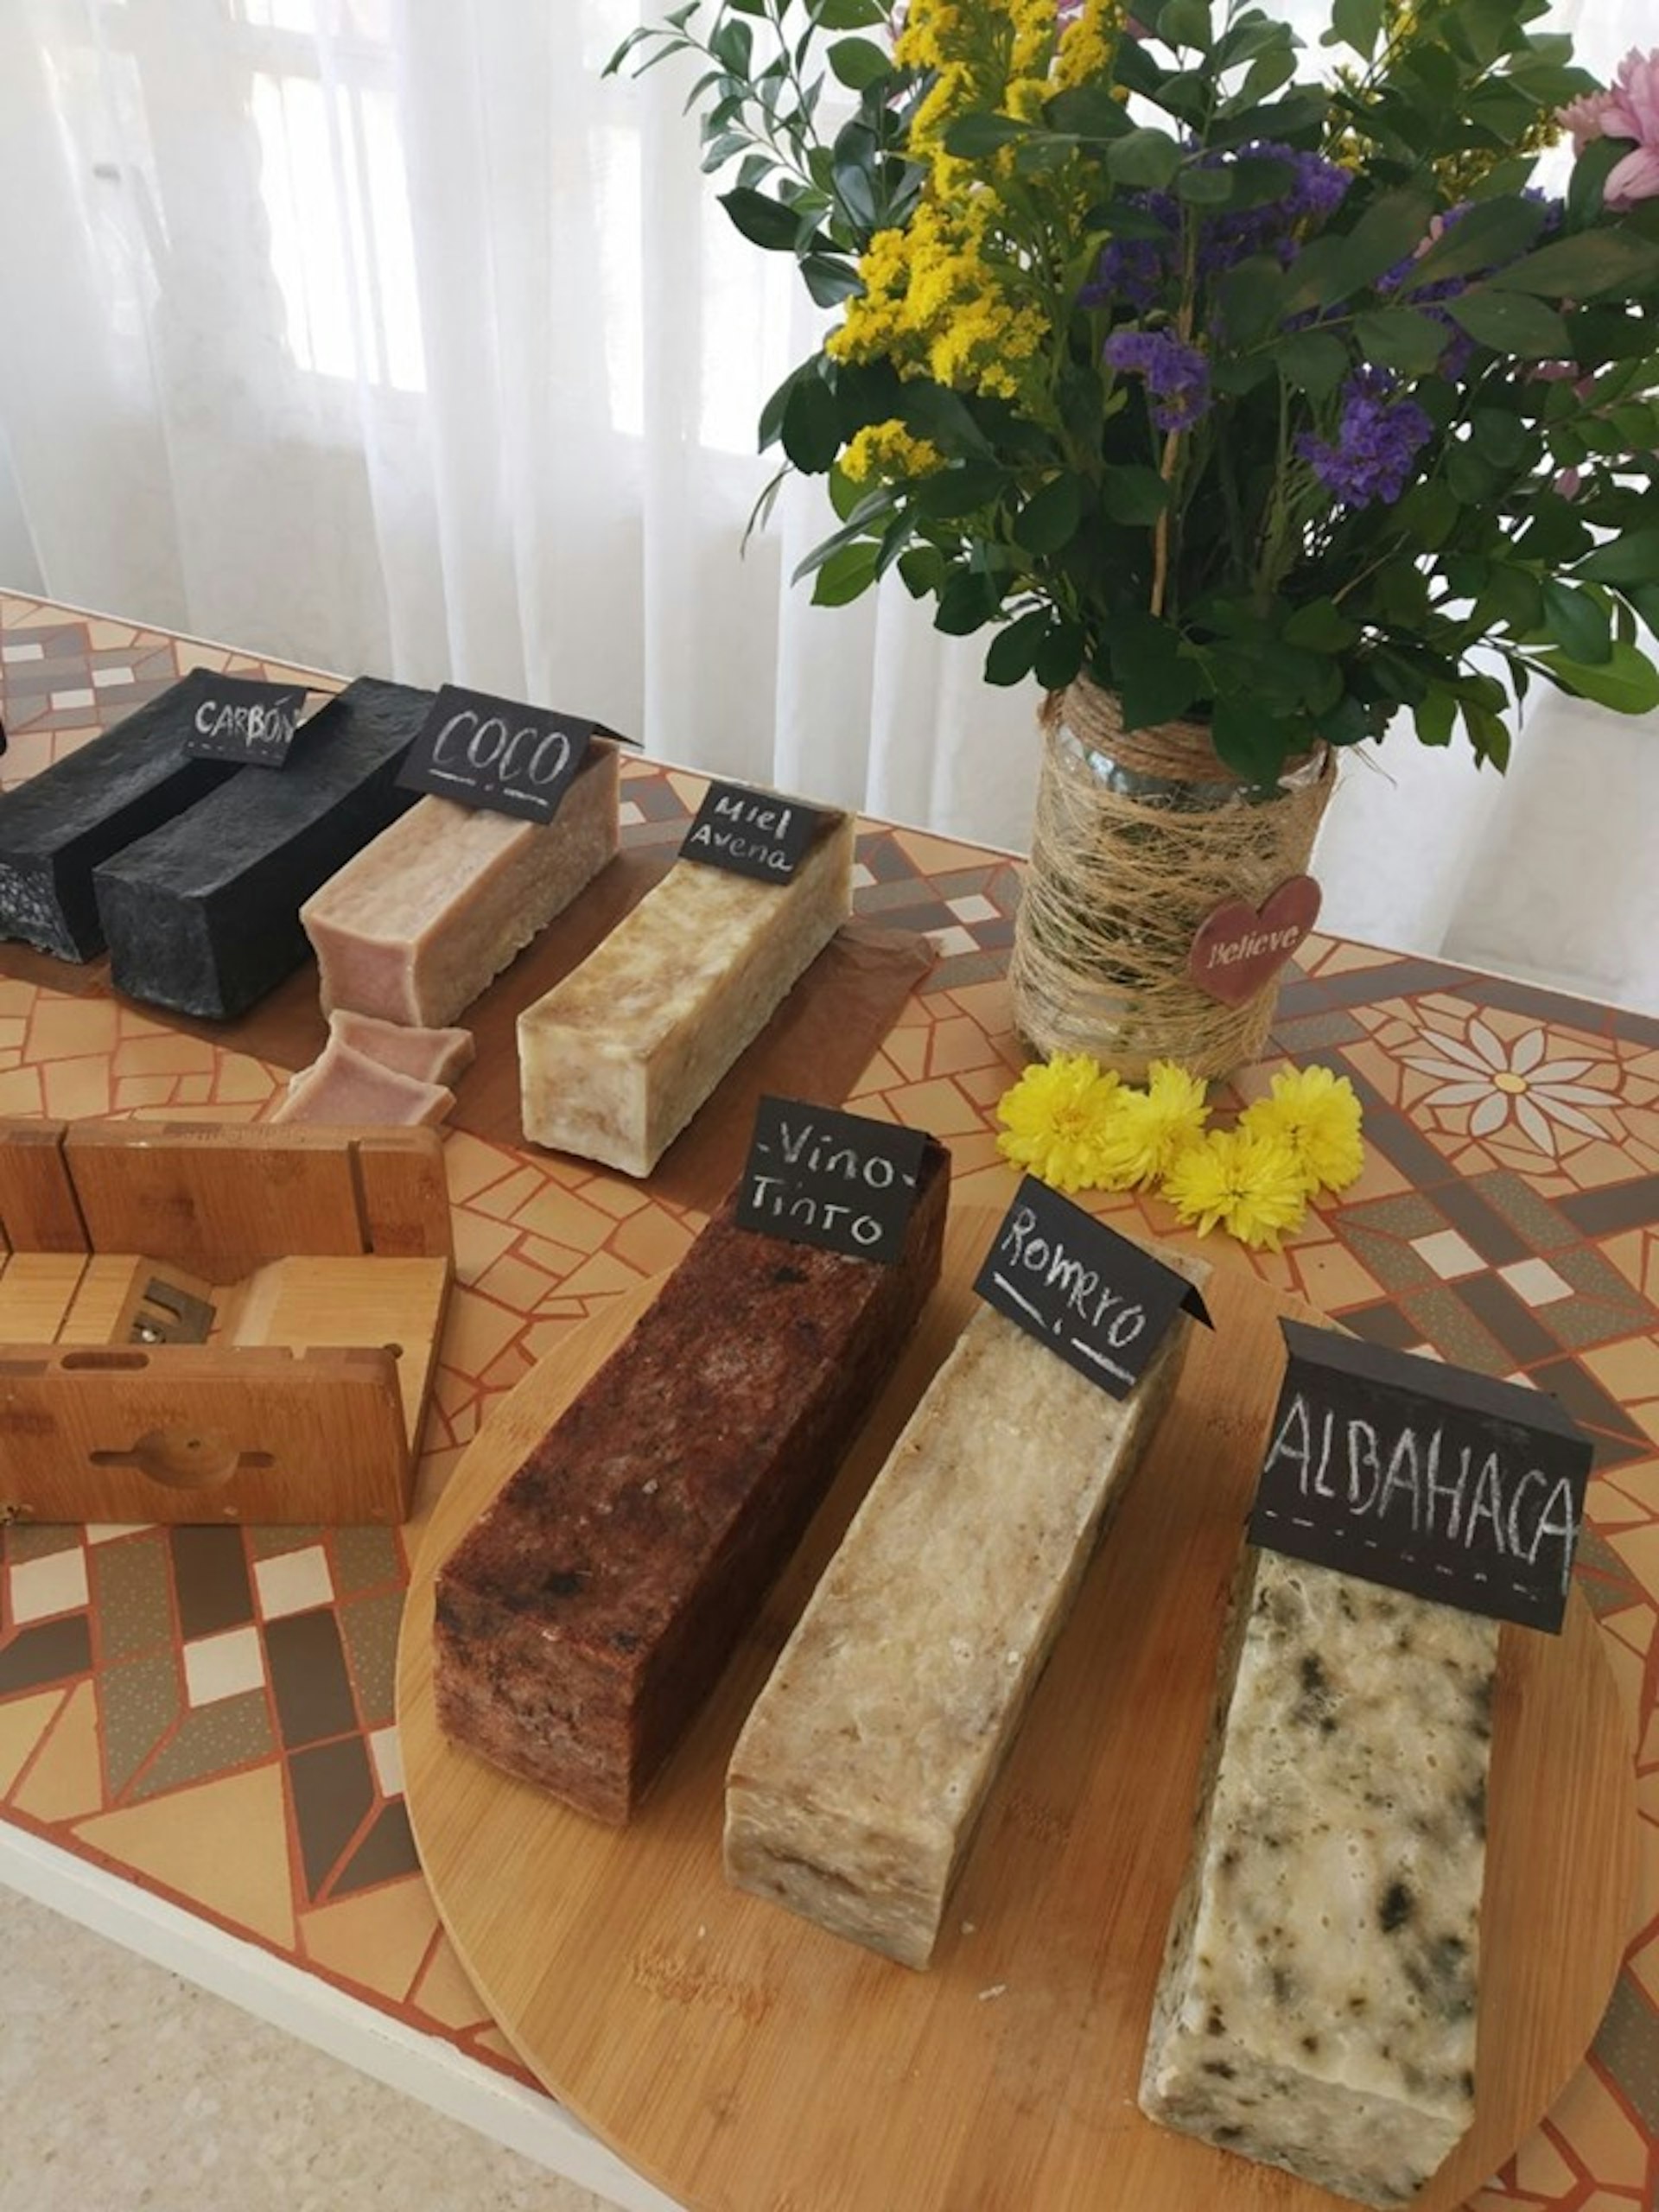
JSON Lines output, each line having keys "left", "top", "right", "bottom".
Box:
{"left": 736, "top": 1098, "right": 929, "bottom": 1265}
{"left": 973, "top": 1177, "right": 1211, "bottom": 1399}
{"left": 680, "top": 781, "right": 825, "bottom": 883}
{"left": 397, "top": 684, "right": 594, "bottom": 824}
{"left": 182, "top": 677, "right": 311, "bottom": 769}
{"left": 1249, "top": 1320, "right": 1592, "bottom": 1634}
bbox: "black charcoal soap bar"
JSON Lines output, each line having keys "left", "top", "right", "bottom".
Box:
{"left": 0, "top": 669, "right": 238, "bottom": 960}
{"left": 93, "top": 676, "right": 433, "bottom": 1020}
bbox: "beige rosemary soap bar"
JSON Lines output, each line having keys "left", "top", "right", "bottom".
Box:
{"left": 300, "top": 741, "right": 619, "bottom": 1028}
{"left": 518, "top": 808, "right": 854, "bottom": 1176}
{"left": 724, "top": 1297, "right": 1195, "bottom": 1968}
{"left": 1138, "top": 1549, "right": 1497, "bottom": 2208}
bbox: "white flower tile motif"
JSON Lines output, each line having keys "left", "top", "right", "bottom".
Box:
{"left": 1403, "top": 1018, "right": 1617, "bottom": 1157}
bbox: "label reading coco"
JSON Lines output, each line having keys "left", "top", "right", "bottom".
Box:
{"left": 182, "top": 677, "right": 312, "bottom": 768}
{"left": 680, "top": 781, "right": 825, "bottom": 883}
{"left": 397, "top": 683, "right": 597, "bottom": 824}
{"left": 973, "top": 1177, "right": 1211, "bottom": 1400}
{"left": 1249, "top": 1320, "right": 1592, "bottom": 1634}
{"left": 737, "top": 1098, "right": 928, "bottom": 1265}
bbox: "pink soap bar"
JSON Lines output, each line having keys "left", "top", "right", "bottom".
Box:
{"left": 300, "top": 741, "right": 620, "bottom": 1029}
{"left": 327, "top": 1008, "right": 475, "bottom": 1087}
{"left": 273, "top": 1039, "right": 455, "bottom": 1128}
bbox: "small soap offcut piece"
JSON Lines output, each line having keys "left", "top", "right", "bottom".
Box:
{"left": 725, "top": 1290, "right": 1198, "bottom": 1969}
{"left": 517, "top": 808, "right": 855, "bottom": 1177}
{"left": 301, "top": 741, "right": 620, "bottom": 1028}
{"left": 273, "top": 1037, "right": 454, "bottom": 1127}
{"left": 324, "top": 1008, "right": 475, "bottom": 1087}
{"left": 433, "top": 1139, "right": 950, "bottom": 1824}
{"left": 0, "top": 669, "right": 238, "bottom": 960}
{"left": 94, "top": 676, "right": 432, "bottom": 1020}
{"left": 1138, "top": 1548, "right": 1497, "bottom": 2208}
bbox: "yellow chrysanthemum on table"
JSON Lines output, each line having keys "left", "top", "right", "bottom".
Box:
{"left": 995, "top": 1052, "right": 1120, "bottom": 1193}
{"left": 1092, "top": 1059, "right": 1211, "bottom": 1191}
{"left": 1241, "top": 1065, "right": 1365, "bottom": 1195}
{"left": 1162, "top": 1128, "right": 1311, "bottom": 1253}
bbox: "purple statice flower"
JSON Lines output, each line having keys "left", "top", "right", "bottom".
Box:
{"left": 1081, "top": 224, "right": 1173, "bottom": 311}
{"left": 1192, "top": 142, "right": 1352, "bottom": 277}
{"left": 1103, "top": 327, "right": 1212, "bottom": 431}
{"left": 1296, "top": 369, "right": 1433, "bottom": 506}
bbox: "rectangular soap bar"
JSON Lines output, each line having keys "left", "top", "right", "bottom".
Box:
{"left": 724, "top": 1293, "right": 1197, "bottom": 1968}
{"left": 433, "top": 1138, "right": 950, "bottom": 1824}
{"left": 517, "top": 808, "right": 855, "bottom": 1176}
{"left": 1138, "top": 1548, "right": 1497, "bottom": 2208}
{"left": 273, "top": 1038, "right": 454, "bottom": 1127}
{"left": 301, "top": 740, "right": 620, "bottom": 1027}
{"left": 0, "top": 670, "right": 238, "bottom": 959}
{"left": 93, "top": 677, "right": 432, "bottom": 1020}
{"left": 324, "top": 1009, "right": 475, "bottom": 1087}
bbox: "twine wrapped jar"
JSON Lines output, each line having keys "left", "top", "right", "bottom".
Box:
{"left": 1008, "top": 678, "right": 1335, "bottom": 1083}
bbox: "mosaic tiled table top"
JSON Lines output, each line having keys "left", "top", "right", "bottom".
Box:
{"left": 0, "top": 589, "right": 1656, "bottom": 2212}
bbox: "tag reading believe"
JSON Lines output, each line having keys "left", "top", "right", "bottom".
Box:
{"left": 680, "top": 781, "right": 826, "bottom": 883}
{"left": 736, "top": 1097, "right": 928, "bottom": 1265}
{"left": 397, "top": 684, "right": 595, "bottom": 825}
{"left": 1249, "top": 1320, "right": 1592, "bottom": 1634}
{"left": 973, "top": 1176, "right": 1211, "bottom": 1400}
{"left": 182, "top": 677, "right": 312, "bottom": 769}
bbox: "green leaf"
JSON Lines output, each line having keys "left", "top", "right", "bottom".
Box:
{"left": 1216, "top": 256, "right": 1289, "bottom": 346}
{"left": 760, "top": 359, "right": 818, "bottom": 452}
{"left": 1210, "top": 696, "right": 1290, "bottom": 781}
{"left": 935, "top": 568, "right": 1001, "bottom": 636}
{"left": 984, "top": 610, "right": 1052, "bottom": 686}
{"left": 1109, "top": 612, "right": 1206, "bottom": 728}
{"left": 912, "top": 461, "right": 1007, "bottom": 518}
{"left": 810, "top": 0, "right": 887, "bottom": 26}
{"left": 1469, "top": 409, "right": 1531, "bottom": 468}
{"left": 1335, "top": 188, "right": 1437, "bottom": 297}
{"left": 1494, "top": 229, "right": 1659, "bottom": 301}
{"left": 781, "top": 375, "right": 843, "bottom": 474}
{"left": 1575, "top": 526, "right": 1659, "bottom": 588}
{"left": 1176, "top": 165, "right": 1235, "bottom": 206}
{"left": 1395, "top": 480, "right": 1460, "bottom": 550}
{"left": 1404, "top": 198, "right": 1549, "bottom": 290}
{"left": 1277, "top": 331, "right": 1350, "bottom": 398}
{"left": 1107, "top": 129, "right": 1182, "bottom": 189}
{"left": 1044, "top": 85, "right": 1133, "bottom": 141}
{"left": 1100, "top": 465, "right": 1172, "bottom": 525}
{"left": 1461, "top": 700, "right": 1511, "bottom": 771}
{"left": 811, "top": 540, "right": 880, "bottom": 607}
{"left": 1283, "top": 599, "right": 1360, "bottom": 652}
{"left": 719, "top": 187, "right": 802, "bottom": 252}
{"left": 1413, "top": 687, "right": 1457, "bottom": 747}
{"left": 1328, "top": 0, "right": 1383, "bottom": 58}
{"left": 1158, "top": 0, "right": 1212, "bottom": 51}
{"left": 1567, "top": 135, "right": 1625, "bottom": 228}
{"left": 1034, "top": 620, "right": 1087, "bottom": 690}
{"left": 942, "top": 113, "right": 1027, "bottom": 159}
{"left": 1445, "top": 441, "right": 1497, "bottom": 503}
{"left": 1354, "top": 308, "right": 1450, "bottom": 377}
{"left": 1540, "top": 580, "right": 1613, "bottom": 664}
{"left": 828, "top": 36, "right": 891, "bottom": 91}
{"left": 898, "top": 545, "right": 947, "bottom": 599}
{"left": 1536, "top": 639, "right": 1659, "bottom": 714}
{"left": 801, "top": 253, "right": 863, "bottom": 307}
{"left": 1014, "top": 474, "right": 1084, "bottom": 555}
{"left": 1444, "top": 287, "right": 1570, "bottom": 359}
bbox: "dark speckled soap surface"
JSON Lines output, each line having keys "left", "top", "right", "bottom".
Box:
{"left": 93, "top": 676, "right": 434, "bottom": 1020}
{"left": 0, "top": 668, "right": 238, "bottom": 960}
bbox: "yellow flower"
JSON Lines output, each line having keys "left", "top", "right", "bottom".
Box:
{"left": 996, "top": 1052, "right": 1122, "bottom": 1193}
{"left": 1092, "top": 1059, "right": 1211, "bottom": 1190}
{"left": 842, "top": 421, "right": 946, "bottom": 484}
{"left": 1163, "top": 1127, "right": 1310, "bottom": 1252}
{"left": 1241, "top": 1065, "right": 1365, "bottom": 1196}
{"left": 1054, "top": 0, "right": 1127, "bottom": 91}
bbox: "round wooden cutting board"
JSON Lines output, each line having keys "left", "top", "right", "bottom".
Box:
{"left": 397, "top": 1211, "right": 1638, "bottom": 2212}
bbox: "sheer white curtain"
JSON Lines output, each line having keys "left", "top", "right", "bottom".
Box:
{"left": 0, "top": 0, "right": 1651, "bottom": 1005}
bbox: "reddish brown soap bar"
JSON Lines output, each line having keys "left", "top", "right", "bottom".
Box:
{"left": 433, "top": 1138, "right": 950, "bottom": 1823}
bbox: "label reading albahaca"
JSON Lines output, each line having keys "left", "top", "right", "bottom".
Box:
{"left": 1249, "top": 1320, "right": 1592, "bottom": 1634}
{"left": 973, "top": 1177, "right": 1211, "bottom": 1400}
{"left": 397, "top": 683, "right": 608, "bottom": 825}
{"left": 182, "top": 677, "right": 313, "bottom": 768}
{"left": 680, "top": 781, "right": 826, "bottom": 883}
{"left": 737, "top": 1097, "right": 928, "bottom": 1265}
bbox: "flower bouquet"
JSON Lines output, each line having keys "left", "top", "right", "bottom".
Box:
{"left": 611, "top": 1, "right": 1659, "bottom": 1067}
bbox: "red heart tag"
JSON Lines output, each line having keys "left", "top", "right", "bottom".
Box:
{"left": 1188, "top": 874, "right": 1322, "bottom": 1007}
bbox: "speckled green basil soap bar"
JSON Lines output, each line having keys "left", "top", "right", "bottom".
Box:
{"left": 93, "top": 677, "right": 432, "bottom": 1020}
{"left": 0, "top": 670, "right": 238, "bottom": 961}
{"left": 1139, "top": 1550, "right": 1497, "bottom": 2209}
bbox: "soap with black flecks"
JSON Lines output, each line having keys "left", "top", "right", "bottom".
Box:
{"left": 93, "top": 676, "right": 433, "bottom": 1020}
{"left": 0, "top": 670, "right": 239, "bottom": 961}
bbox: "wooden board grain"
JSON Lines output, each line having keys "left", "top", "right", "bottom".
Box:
{"left": 397, "top": 1217, "right": 1638, "bottom": 2212}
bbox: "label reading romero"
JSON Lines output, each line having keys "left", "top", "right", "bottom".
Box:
{"left": 182, "top": 677, "right": 312, "bottom": 768}
{"left": 974, "top": 1177, "right": 1211, "bottom": 1400}
{"left": 397, "top": 683, "right": 598, "bottom": 825}
{"left": 1249, "top": 1319, "right": 1593, "bottom": 1634}
{"left": 680, "top": 781, "right": 825, "bottom": 884}
{"left": 737, "top": 1098, "right": 928, "bottom": 1265}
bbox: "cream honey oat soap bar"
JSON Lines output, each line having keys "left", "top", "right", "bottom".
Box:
{"left": 518, "top": 807, "right": 854, "bottom": 1176}
{"left": 724, "top": 1297, "right": 1196, "bottom": 1969}
{"left": 1139, "top": 1548, "right": 1497, "bottom": 2207}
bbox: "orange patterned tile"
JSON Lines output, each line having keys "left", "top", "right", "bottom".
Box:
{"left": 74, "top": 1763, "right": 296, "bottom": 1949}
{"left": 11, "top": 1681, "right": 102, "bottom": 1821}
{"left": 300, "top": 1877, "right": 439, "bottom": 2002}
{"left": 1546, "top": 2063, "right": 1653, "bottom": 2191}
{"left": 0, "top": 1688, "right": 67, "bottom": 1796}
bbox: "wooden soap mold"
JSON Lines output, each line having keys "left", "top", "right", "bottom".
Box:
{"left": 0, "top": 1118, "right": 453, "bottom": 1526}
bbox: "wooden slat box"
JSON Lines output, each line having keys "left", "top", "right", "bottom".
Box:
{"left": 0, "top": 1119, "right": 453, "bottom": 1526}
